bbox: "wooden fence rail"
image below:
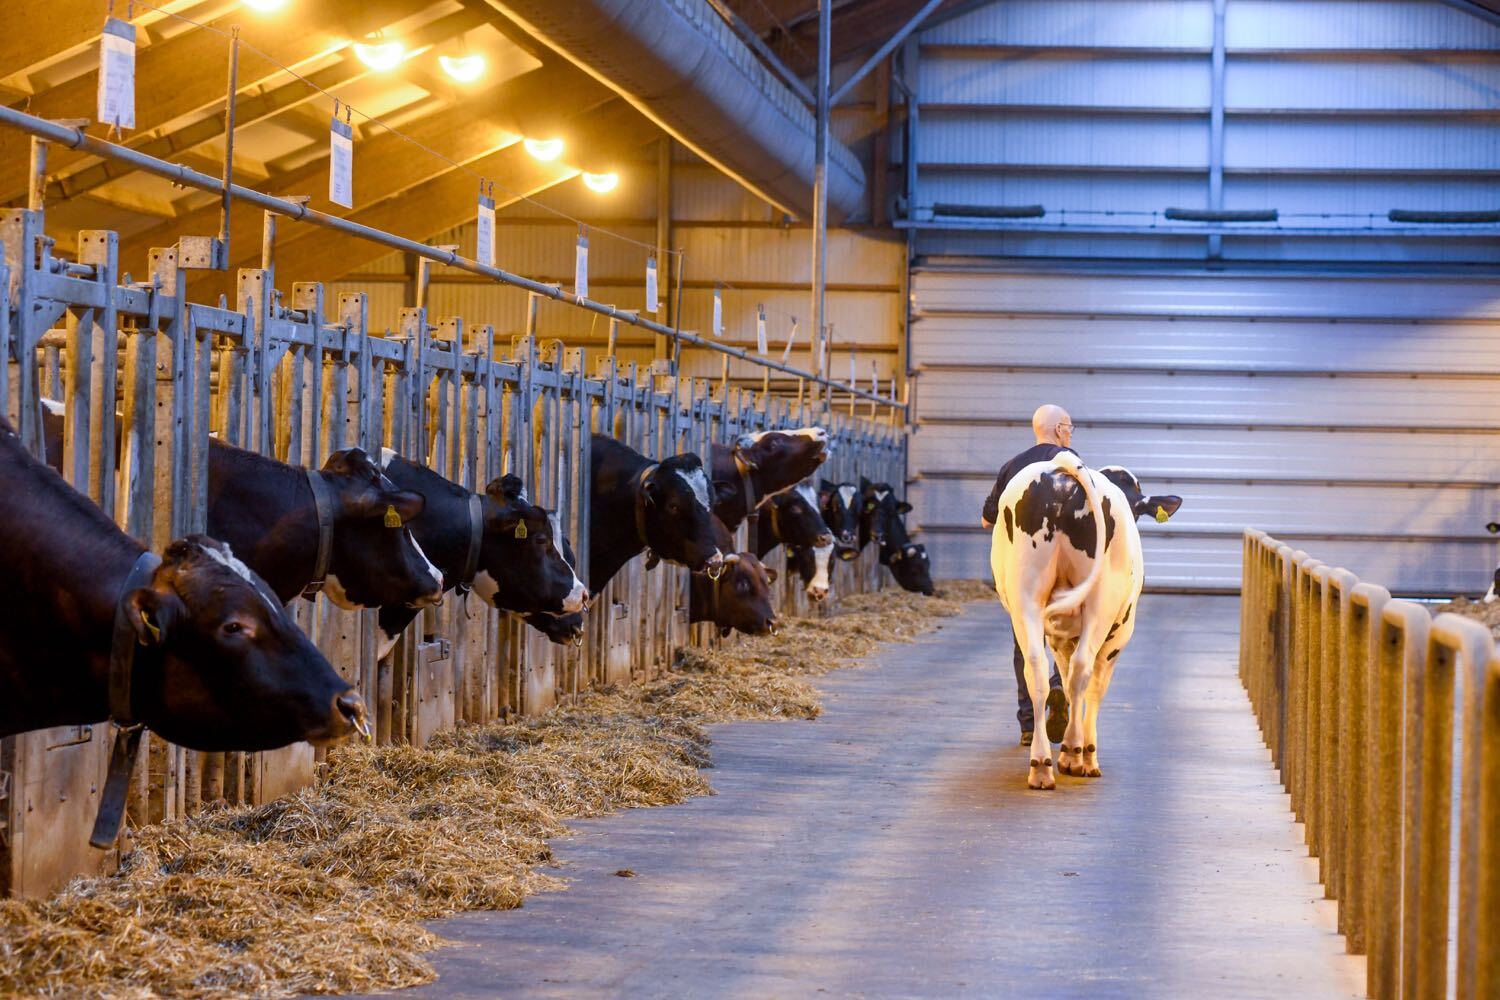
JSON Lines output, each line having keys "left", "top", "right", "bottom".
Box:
{"left": 1239, "top": 529, "right": 1500, "bottom": 999}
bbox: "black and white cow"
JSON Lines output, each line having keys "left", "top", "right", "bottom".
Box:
{"left": 588, "top": 433, "right": 724, "bottom": 591}
{"left": 710, "top": 427, "right": 830, "bottom": 532}
{"left": 524, "top": 533, "right": 587, "bottom": 645}
{"left": 990, "top": 455, "right": 1181, "bottom": 790}
{"left": 374, "top": 452, "right": 588, "bottom": 655}
{"left": 207, "top": 440, "right": 444, "bottom": 609}
{"left": 883, "top": 540, "right": 935, "bottom": 597}
{"left": 859, "top": 477, "right": 911, "bottom": 551}
{"left": 0, "top": 418, "right": 365, "bottom": 750}
{"left": 757, "top": 482, "right": 835, "bottom": 601}
{"left": 1484, "top": 521, "right": 1500, "bottom": 602}
{"left": 818, "top": 479, "right": 862, "bottom": 562}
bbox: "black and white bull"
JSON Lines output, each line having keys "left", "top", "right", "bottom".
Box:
{"left": 207, "top": 440, "right": 444, "bottom": 609}
{"left": 990, "top": 455, "right": 1181, "bottom": 790}
{"left": 756, "top": 482, "right": 835, "bottom": 601}
{"left": 0, "top": 418, "right": 365, "bottom": 750}
{"left": 588, "top": 433, "right": 724, "bottom": 591}
{"left": 710, "top": 427, "right": 830, "bottom": 532}
{"left": 818, "top": 480, "right": 862, "bottom": 562}
{"left": 374, "top": 452, "right": 588, "bottom": 656}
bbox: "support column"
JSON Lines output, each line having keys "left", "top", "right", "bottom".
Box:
{"left": 1208, "top": 0, "right": 1227, "bottom": 260}
{"left": 655, "top": 138, "right": 672, "bottom": 361}
{"left": 811, "top": 0, "right": 831, "bottom": 414}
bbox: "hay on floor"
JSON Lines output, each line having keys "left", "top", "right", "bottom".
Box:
{"left": 0, "top": 587, "right": 964, "bottom": 999}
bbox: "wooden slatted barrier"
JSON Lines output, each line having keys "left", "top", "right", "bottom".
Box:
{"left": 1240, "top": 529, "right": 1500, "bottom": 999}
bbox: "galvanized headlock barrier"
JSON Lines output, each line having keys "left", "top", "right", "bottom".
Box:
{"left": 0, "top": 200, "right": 904, "bottom": 896}
{"left": 1239, "top": 529, "right": 1500, "bottom": 1000}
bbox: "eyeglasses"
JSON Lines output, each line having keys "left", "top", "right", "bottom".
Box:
{"left": 1057, "top": 423, "right": 1074, "bottom": 432}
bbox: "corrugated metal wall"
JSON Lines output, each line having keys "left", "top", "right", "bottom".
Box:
{"left": 909, "top": 267, "right": 1500, "bottom": 594}
{"left": 905, "top": 0, "right": 1500, "bottom": 263}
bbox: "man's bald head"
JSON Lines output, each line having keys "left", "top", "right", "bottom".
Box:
{"left": 1033, "top": 404, "right": 1073, "bottom": 448}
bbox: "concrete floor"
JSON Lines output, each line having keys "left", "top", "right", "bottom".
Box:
{"left": 361, "top": 596, "right": 1365, "bottom": 999}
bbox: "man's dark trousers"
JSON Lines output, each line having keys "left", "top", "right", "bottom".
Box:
{"left": 1014, "top": 638, "right": 1063, "bottom": 733}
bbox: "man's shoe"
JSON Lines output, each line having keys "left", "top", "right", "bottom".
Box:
{"left": 1019, "top": 730, "right": 1033, "bottom": 748}
{"left": 1045, "top": 688, "right": 1069, "bottom": 745}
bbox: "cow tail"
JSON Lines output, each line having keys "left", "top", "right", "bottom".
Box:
{"left": 1042, "top": 452, "right": 1107, "bottom": 620}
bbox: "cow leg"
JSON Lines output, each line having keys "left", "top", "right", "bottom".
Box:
{"left": 1081, "top": 651, "right": 1119, "bottom": 778}
{"left": 1058, "top": 637, "right": 1097, "bottom": 776}
{"left": 1015, "top": 614, "right": 1056, "bottom": 790}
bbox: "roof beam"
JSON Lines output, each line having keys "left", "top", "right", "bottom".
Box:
{"left": 115, "top": 64, "right": 606, "bottom": 270}
{"left": 0, "top": 0, "right": 415, "bottom": 202}
{"left": 42, "top": 6, "right": 490, "bottom": 206}
{"left": 0, "top": 1, "right": 110, "bottom": 83}
{"left": 203, "top": 99, "right": 658, "bottom": 290}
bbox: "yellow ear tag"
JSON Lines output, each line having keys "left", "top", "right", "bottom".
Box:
{"left": 1155, "top": 506, "right": 1170, "bottom": 523}
{"left": 141, "top": 612, "right": 161, "bottom": 645}
{"left": 514, "top": 521, "right": 528, "bottom": 540}
{"left": 384, "top": 505, "right": 403, "bottom": 529}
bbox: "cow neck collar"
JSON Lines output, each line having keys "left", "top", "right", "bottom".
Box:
{"left": 733, "top": 450, "right": 760, "bottom": 546}
{"left": 92, "top": 549, "right": 160, "bottom": 850}
{"left": 457, "top": 493, "right": 484, "bottom": 593}
{"left": 301, "top": 469, "right": 336, "bottom": 598}
{"left": 633, "top": 463, "right": 658, "bottom": 553}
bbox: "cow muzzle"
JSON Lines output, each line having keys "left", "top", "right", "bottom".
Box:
{"left": 806, "top": 584, "right": 828, "bottom": 602}
{"left": 335, "top": 690, "right": 371, "bottom": 742}
{"left": 705, "top": 550, "right": 725, "bottom": 580}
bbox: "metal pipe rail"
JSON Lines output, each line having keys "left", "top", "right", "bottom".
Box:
{"left": 1239, "top": 529, "right": 1500, "bottom": 999}
{"left": 0, "top": 105, "right": 903, "bottom": 412}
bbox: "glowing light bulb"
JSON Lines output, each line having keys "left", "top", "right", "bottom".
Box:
{"left": 353, "top": 40, "right": 406, "bottom": 72}
{"left": 439, "top": 53, "right": 486, "bottom": 83}
{"left": 582, "top": 172, "right": 619, "bottom": 194}
{"left": 523, "top": 137, "right": 564, "bottom": 162}
{"left": 243, "top": 0, "right": 288, "bottom": 10}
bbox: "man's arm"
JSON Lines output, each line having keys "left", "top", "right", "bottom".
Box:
{"left": 981, "top": 467, "right": 1009, "bottom": 528}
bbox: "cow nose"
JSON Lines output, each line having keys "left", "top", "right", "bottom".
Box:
{"left": 706, "top": 550, "right": 724, "bottom": 573}
{"left": 816, "top": 533, "right": 834, "bottom": 547}
{"left": 808, "top": 586, "right": 827, "bottom": 601}
{"left": 334, "top": 690, "right": 370, "bottom": 741}
{"left": 563, "top": 583, "right": 589, "bottom": 614}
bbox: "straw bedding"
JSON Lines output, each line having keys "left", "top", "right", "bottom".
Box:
{"left": 0, "top": 587, "right": 966, "bottom": 999}
{"left": 1433, "top": 595, "right": 1500, "bottom": 639}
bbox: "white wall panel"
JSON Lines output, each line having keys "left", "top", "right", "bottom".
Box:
{"left": 909, "top": 267, "right": 1500, "bottom": 593}
{"left": 920, "top": 54, "right": 1211, "bottom": 107}
{"left": 1226, "top": 0, "right": 1500, "bottom": 49}
{"left": 925, "top": 0, "right": 1212, "bottom": 47}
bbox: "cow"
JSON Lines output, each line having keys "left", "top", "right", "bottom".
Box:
{"left": 756, "top": 482, "right": 835, "bottom": 601}
{"left": 1485, "top": 521, "right": 1500, "bottom": 602}
{"left": 884, "top": 540, "right": 935, "bottom": 596}
{"left": 373, "top": 452, "right": 588, "bottom": 656}
{"left": 588, "top": 433, "right": 724, "bottom": 591}
{"left": 207, "top": 439, "right": 444, "bottom": 609}
{"left": 689, "top": 552, "right": 779, "bottom": 637}
{"left": 524, "top": 533, "right": 586, "bottom": 645}
{"left": 989, "top": 454, "right": 1180, "bottom": 790}
{"left": 818, "top": 479, "right": 862, "bottom": 562}
{"left": 0, "top": 417, "right": 366, "bottom": 751}
{"left": 710, "top": 427, "right": 830, "bottom": 532}
{"left": 859, "top": 476, "right": 911, "bottom": 551}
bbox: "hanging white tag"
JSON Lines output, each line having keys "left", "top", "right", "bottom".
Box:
{"left": 871, "top": 360, "right": 880, "bottom": 395}
{"left": 98, "top": 18, "right": 137, "bottom": 131}
{"left": 756, "top": 305, "right": 768, "bottom": 356}
{"left": 475, "top": 193, "right": 495, "bottom": 268}
{"left": 645, "top": 256, "right": 659, "bottom": 314}
{"left": 849, "top": 351, "right": 857, "bottom": 387}
{"left": 329, "top": 116, "right": 354, "bottom": 208}
{"left": 711, "top": 287, "right": 723, "bottom": 338}
{"left": 780, "top": 318, "right": 798, "bottom": 364}
{"left": 575, "top": 233, "right": 589, "bottom": 299}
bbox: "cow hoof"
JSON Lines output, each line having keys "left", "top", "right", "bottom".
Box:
{"left": 1085, "top": 767, "right": 1102, "bottom": 778}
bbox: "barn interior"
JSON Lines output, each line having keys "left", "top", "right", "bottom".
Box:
{"left": 1, "top": 0, "right": 1498, "bottom": 995}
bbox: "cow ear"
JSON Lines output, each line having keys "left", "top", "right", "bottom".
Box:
{"left": 125, "top": 586, "right": 182, "bottom": 647}
{"left": 712, "top": 480, "right": 739, "bottom": 506}
{"left": 366, "top": 489, "right": 424, "bottom": 524}
{"left": 484, "top": 474, "right": 526, "bottom": 503}
{"left": 765, "top": 566, "right": 778, "bottom": 583}
{"left": 1143, "top": 495, "right": 1183, "bottom": 522}
{"left": 896, "top": 501, "right": 913, "bottom": 514}
{"left": 859, "top": 475, "right": 872, "bottom": 492}
{"left": 819, "top": 478, "right": 836, "bottom": 494}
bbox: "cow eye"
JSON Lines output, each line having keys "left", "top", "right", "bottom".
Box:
{"left": 222, "top": 621, "right": 245, "bottom": 636}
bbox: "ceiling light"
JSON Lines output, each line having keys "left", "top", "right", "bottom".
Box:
{"left": 524, "top": 137, "right": 564, "bottom": 162}
{"left": 439, "top": 53, "right": 486, "bottom": 83}
{"left": 582, "top": 172, "right": 619, "bottom": 194}
{"left": 353, "top": 40, "right": 406, "bottom": 72}
{"left": 243, "top": 0, "right": 288, "bottom": 10}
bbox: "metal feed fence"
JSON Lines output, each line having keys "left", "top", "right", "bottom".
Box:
{"left": 0, "top": 180, "right": 905, "bottom": 897}
{"left": 1239, "top": 529, "right": 1500, "bottom": 1000}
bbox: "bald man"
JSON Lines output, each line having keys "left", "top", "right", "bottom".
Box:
{"left": 982, "top": 404, "right": 1076, "bottom": 747}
